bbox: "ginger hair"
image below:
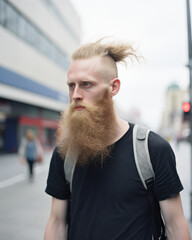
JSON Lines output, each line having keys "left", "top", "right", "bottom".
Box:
{"left": 71, "top": 38, "right": 139, "bottom": 80}
{"left": 72, "top": 38, "right": 139, "bottom": 64}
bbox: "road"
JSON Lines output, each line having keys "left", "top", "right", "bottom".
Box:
{"left": 0, "top": 142, "right": 192, "bottom": 239}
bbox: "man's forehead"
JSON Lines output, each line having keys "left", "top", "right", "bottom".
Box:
{"left": 70, "top": 56, "right": 102, "bottom": 67}
{"left": 67, "top": 56, "right": 104, "bottom": 78}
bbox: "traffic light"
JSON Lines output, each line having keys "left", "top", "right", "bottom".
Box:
{"left": 182, "top": 101, "right": 191, "bottom": 121}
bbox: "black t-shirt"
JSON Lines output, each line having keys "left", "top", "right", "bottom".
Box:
{"left": 45, "top": 123, "right": 183, "bottom": 240}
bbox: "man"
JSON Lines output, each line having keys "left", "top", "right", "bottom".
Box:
{"left": 44, "top": 39, "right": 191, "bottom": 240}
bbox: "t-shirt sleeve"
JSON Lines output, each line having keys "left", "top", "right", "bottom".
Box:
{"left": 45, "top": 147, "right": 71, "bottom": 200}
{"left": 148, "top": 132, "right": 183, "bottom": 201}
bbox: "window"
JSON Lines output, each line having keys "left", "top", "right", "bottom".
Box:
{"left": 40, "top": 0, "right": 80, "bottom": 42}
{"left": 17, "top": 16, "right": 27, "bottom": 40}
{"left": 0, "top": 0, "right": 5, "bottom": 25}
{"left": 5, "top": 3, "right": 18, "bottom": 35}
{"left": 0, "top": 0, "right": 70, "bottom": 71}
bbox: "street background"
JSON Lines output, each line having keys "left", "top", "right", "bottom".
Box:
{"left": 0, "top": 141, "right": 192, "bottom": 240}
{"left": 0, "top": 1, "right": 192, "bottom": 239}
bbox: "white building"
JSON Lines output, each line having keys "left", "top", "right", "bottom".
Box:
{"left": 0, "top": 0, "right": 81, "bottom": 153}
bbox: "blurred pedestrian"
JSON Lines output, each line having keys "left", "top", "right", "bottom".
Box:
{"left": 44, "top": 38, "right": 191, "bottom": 240}
{"left": 19, "top": 129, "right": 43, "bottom": 180}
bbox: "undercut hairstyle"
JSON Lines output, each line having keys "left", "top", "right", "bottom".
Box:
{"left": 72, "top": 38, "right": 139, "bottom": 64}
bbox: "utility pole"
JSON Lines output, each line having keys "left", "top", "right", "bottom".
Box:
{"left": 186, "top": 0, "right": 192, "bottom": 222}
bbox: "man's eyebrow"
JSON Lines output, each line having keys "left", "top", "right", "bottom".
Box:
{"left": 67, "top": 81, "right": 73, "bottom": 85}
{"left": 67, "top": 79, "right": 97, "bottom": 84}
{"left": 80, "top": 79, "right": 97, "bottom": 83}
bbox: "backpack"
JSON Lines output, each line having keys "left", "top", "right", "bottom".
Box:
{"left": 64, "top": 124, "right": 167, "bottom": 240}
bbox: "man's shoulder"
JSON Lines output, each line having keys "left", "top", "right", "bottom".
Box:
{"left": 50, "top": 146, "right": 65, "bottom": 164}
{"left": 148, "top": 130, "right": 171, "bottom": 151}
{"left": 147, "top": 129, "right": 175, "bottom": 170}
{"left": 132, "top": 123, "right": 170, "bottom": 150}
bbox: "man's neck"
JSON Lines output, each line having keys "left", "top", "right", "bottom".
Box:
{"left": 109, "top": 117, "right": 129, "bottom": 145}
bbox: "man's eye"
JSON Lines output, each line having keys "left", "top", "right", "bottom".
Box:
{"left": 82, "top": 82, "right": 91, "bottom": 88}
{"left": 68, "top": 83, "right": 75, "bottom": 89}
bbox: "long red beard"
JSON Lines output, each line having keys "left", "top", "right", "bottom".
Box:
{"left": 57, "top": 89, "right": 116, "bottom": 165}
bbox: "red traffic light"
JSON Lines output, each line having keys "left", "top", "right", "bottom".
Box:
{"left": 182, "top": 102, "right": 191, "bottom": 112}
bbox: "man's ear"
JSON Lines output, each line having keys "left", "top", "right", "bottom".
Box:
{"left": 110, "top": 78, "right": 120, "bottom": 96}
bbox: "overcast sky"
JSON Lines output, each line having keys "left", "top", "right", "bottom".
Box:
{"left": 70, "top": 0, "right": 189, "bottom": 131}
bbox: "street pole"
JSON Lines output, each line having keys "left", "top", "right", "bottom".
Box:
{"left": 186, "top": 0, "right": 192, "bottom": 222}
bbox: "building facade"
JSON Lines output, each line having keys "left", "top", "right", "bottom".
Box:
{"left": 0, "top": 0, "right": 81, "bottom": 153}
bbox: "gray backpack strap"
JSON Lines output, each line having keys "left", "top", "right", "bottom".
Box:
{"left": 133, "top": 124, "right": 155, "bottom": 190}
{"left": 64, "top": 150, "right": 77, "bottom": 192}
{"left": 133, "top": 125, "right": 166, "bottom": 239}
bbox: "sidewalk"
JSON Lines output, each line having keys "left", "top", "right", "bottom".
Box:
{"left": 0, "top": 151, "right": 53, "bottom": 188}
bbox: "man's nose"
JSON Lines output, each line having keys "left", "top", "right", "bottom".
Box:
{"left": 72, "top": 86, "right": 83, "bottom": 101}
